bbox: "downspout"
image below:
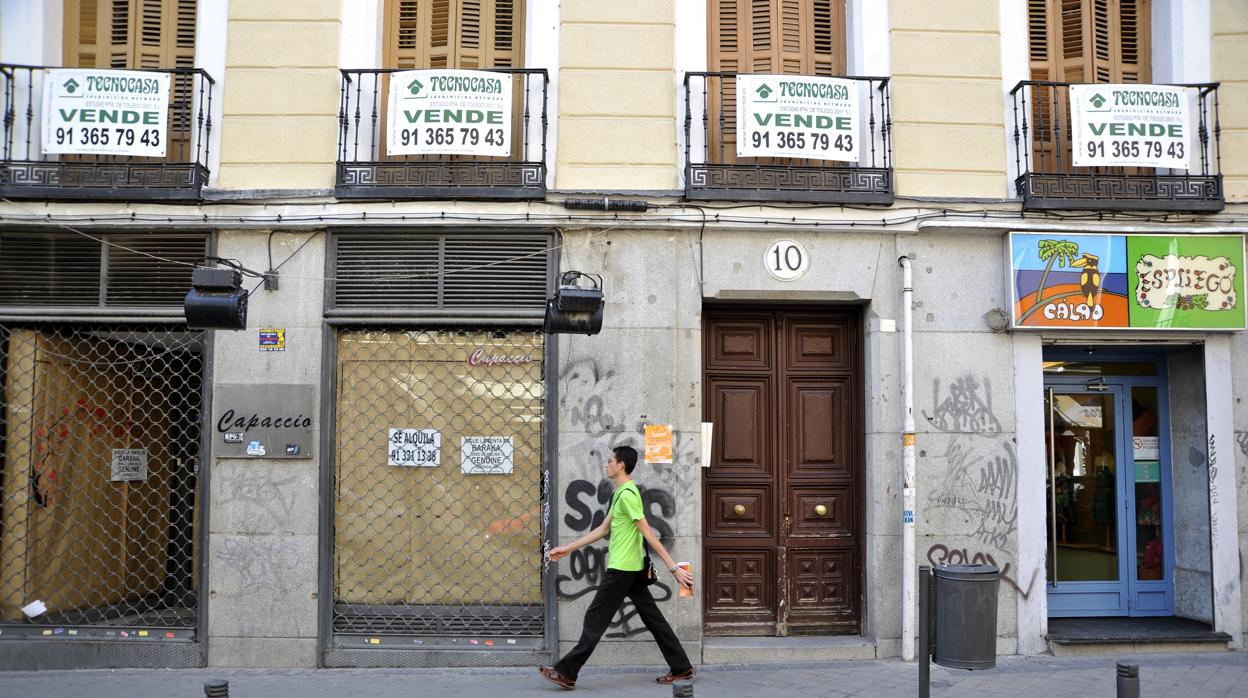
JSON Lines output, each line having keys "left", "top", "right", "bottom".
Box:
{"left": 899, "top": 255, "right": 917, "bottom": 661}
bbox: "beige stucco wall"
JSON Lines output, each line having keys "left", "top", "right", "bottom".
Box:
{"left": 1213, "top": 0, "right": 1248, "bottom": 203}
{"left": 889, "top": 0, "right": 1007, "bottom": 199}
{"left": 557, "top": 0, "right": 676, "bottom": 191}
{"left": 216, "top": 0, "right": 341, "bottom": 190}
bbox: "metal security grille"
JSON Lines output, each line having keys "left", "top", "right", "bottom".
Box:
{"left": 0, "top": 325, "right": 204, "bottom": 637}
{"left": 333, "top": 328, "right": 545, "bottom": 638}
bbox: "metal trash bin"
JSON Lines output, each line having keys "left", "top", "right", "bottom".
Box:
{"left": 932, "top": 564, "right": 999, "bottom": 670}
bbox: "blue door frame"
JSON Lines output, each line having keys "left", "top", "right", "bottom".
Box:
{"left": 1043, "top": 351, "right": 1175, "bottom": 617}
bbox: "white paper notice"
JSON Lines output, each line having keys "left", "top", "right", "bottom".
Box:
{"left": 21, "top": 600, "right": 47, "bottom": 618}
{"left": 1132, "top": 435, "right": 1160, "bottom": 460}
{"left": 388, "top": 428, "right": 441, "bottom": 466}
{"left": 460, "top": 436, "right": 514, "bottom": 474}
{"left": 110, "top": 448, "right": 149, "bottom": 482}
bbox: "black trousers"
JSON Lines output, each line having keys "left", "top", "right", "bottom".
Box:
{"left": 554, "top": 568, "right": 692, "bottom": 680}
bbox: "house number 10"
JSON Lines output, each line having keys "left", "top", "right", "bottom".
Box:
{"left": 765, "top": 239, "right": 810, "bottom": 281}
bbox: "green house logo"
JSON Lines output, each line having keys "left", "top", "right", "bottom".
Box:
{"left": 62, "top": 78, "right": 80, "bottom": 94}
{"left": 407, "top": 78, "right": 425, "bottom": 96}
{"left": 755, "top": 83, "right": 773, "bottom": 99}
{"left": 1089, "top": 93, "right": 1107, "bottom": 108}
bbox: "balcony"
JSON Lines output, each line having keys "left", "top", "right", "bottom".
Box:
{"left": 0, "top": 65, "right": 213, "bottom": 202}
{"left": 336, "top": 68, "right": 547, "bottom": 200}
{"left": 683, "top": 72, "right": 892, "bottom": 205}
{"left": 1010, "top": 81, "right": 1222, "bottom": 212}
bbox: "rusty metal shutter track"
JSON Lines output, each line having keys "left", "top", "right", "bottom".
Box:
{"left": 333, "top": 233, "right": 549, "bottom": 311}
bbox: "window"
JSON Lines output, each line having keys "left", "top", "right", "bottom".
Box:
{"left": 1028, "top": 0, "right": 1150, "bottom": 84}
{"left": 383, "top": 0, "right": 524, "bottom": 69}
{"left": 707, "top": 0, "right": 846, "bottom": 164}
{"left": 64, "top": 0, "right": 197, "bottom": 70}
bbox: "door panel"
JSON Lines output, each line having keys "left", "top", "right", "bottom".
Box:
{"left": 703, "top": 307, "right": 862, "bottom": 636}
{"left": 707, "top": 377, "right": 772, "bottom": 475}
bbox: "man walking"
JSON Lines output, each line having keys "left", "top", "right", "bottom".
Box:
{"left": 539, "top": 445, "right": 695, "bottom": 690}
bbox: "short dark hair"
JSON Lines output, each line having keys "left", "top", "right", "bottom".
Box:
{"left": 613, "top": 445, "right": 638, "bottom": 474}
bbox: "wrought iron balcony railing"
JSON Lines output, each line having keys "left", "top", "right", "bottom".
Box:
{"left": 0, "top": 64, "right": 213, "bottom": 202}
{"left": 683, "top": 72, "right": 892, "bottom": 205}
{"left": 337, "top": 68, "right": 548, "bottom": 200}
{"left": 1010, "top": 80, "right": 1222, "bottom": 212}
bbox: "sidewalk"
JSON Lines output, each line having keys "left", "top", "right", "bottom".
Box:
{"left": 1, "top": 651, "right": 1245, "bottom": 697}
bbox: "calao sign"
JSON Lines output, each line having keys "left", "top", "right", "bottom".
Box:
{"left": 387, "top": 69, "right": 512, "bottom": 157}
{"left": 736, "top": 74, "right": 858, "bottom": 162}
{"left": 1009, "top": 233, "right": 1245, "bottom": 330}
{"left": 1070, "top": 84, "right": 1193, "bottom": 170}
{"left": 42, "top": 69, "right": 170, "bottom": 157}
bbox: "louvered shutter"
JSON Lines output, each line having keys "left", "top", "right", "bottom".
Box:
{"left": 708, "top": 0, "right": 846, "bottom": 164}
{"left": 383, "top": 0, "right": 525, "bottom": 69}
{"left": 1026, "top": 0, "right": 1151, "bottom": 172}
{"left": 1028, "top": 0, "right": 1150, "bottom": 84}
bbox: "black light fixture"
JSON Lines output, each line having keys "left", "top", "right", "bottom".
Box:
{"left": 543, "top": 271, "right": 604, "bottom": 335}
{"left": 185, "top": 265, "right": 248, "bottom": 330}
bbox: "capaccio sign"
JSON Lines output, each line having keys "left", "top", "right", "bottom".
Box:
{"left": 213, "top": 384, "right": 315, "bottom": 459}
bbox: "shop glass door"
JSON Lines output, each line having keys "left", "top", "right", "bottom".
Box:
{"left": 1043, "top": 366, "right": 1174, "bottom": 617}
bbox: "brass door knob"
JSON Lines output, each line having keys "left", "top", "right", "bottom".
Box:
{"left": 733, "top": 504, "right": 746, "bottom": 516}
{"left": 814, "top": 504, "right": 828, "bottom": 516}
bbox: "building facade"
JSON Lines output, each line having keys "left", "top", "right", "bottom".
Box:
{"left": 0, "top": 0, "right": 1245, "bottom": 670}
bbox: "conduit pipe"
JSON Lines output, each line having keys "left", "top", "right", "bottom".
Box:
{"left": 899, "top": 255, "right": 917, "bottom": 661}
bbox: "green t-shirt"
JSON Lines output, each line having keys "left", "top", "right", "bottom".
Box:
{"left": 607, "top": 480, "right": 645, "bottom": 572}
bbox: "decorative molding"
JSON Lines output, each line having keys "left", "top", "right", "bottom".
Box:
{"left": 687, "top": 165, "right": 893, "bottom": 204}
{"left": 1018, "top": 173, "right": 1223, "bottom": 212}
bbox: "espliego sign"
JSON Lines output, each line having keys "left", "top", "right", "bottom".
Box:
{"left": 42, "top": 69, "right": 170, "bottom": 157}
{"left": 1009, "top": 232, "right": 1245, "bottom": 330}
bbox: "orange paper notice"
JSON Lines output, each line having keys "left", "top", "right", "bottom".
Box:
{"left": 644, "top": 424, "right": 673, "bottom": 464}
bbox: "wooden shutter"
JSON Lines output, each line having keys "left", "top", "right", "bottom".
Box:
{"left": 1027, "top": 0, "right": 1151, "bottom": 84}
{"left": 64, "top": 0, "right": 196, "bottom": 69}
{"left": 383, "top": 0, "right": 525, "bottom": 69}
{"left": 710, "top": 0, "right": 845, "bottom": 76}
{"left": 707, "top": 0, "right": 845, "bottom": 164}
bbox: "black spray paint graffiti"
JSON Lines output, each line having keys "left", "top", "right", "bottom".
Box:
{"left": 930, "top": 438, "right": 1018, "bottom": 550}
{"left": 927, "top": 543, "right": 1038, "bottom": 600}
{"left": 1235, "top": 431, "right": 1248, "bottom": 458}
{"left": 557, "top": 478, "right": 676, "bottom": 638}
{"left": 923, "top": 376, "right": 1002, "bottom": 433}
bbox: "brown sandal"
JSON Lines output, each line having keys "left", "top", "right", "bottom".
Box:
{"left": 656, "top": 667, "right": 696, "bottom": 684}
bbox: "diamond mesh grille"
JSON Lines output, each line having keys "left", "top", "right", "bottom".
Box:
{"left": 0, "top": 325, "right": 204, "bottom": 630}
{"left": 332, "top": 328, "right": 546, "bottom": 637}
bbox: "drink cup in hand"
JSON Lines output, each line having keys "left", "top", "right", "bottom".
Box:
{"left": 677, "top": 562, "right": 693, "bottom": 597}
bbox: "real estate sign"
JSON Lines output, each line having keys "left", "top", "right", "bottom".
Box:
{"left": 736, "top": 74, "right": 859, "bottom": 162}
{"left": 1069, "top": 84, "right": 1193, "bottom": 170}
{"left": 387, "top": 69, "right": 512, "bottom": 157}
{"left": 1009, "top": 232, "right": 1245, "bottom": 330}
{"left": 42, "top": 68, "right": 170, "bottom": 157}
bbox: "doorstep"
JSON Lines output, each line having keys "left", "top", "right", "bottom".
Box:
{"left": 1047, "top": 617, "right": 1233, "bottom": 656}
{"left": 702, "top": 635, "right": 880, "bottom": 664}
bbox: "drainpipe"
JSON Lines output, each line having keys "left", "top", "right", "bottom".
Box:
{"left": 899, "top": 255, "right": 917, "bottom": 661}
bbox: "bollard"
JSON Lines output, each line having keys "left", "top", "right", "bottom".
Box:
{"left": 1116, "top": 663, "right": 1139, "bottom": 698}
{"left": 672, "top": 679, "right": 694, "bottom": 697}
{"left": 204, "top": 679, "right": 229, "bottom": 697}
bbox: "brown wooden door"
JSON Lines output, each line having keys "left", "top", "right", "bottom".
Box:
{"left": 702, "top": 306, "right": 862, "bottom": 635}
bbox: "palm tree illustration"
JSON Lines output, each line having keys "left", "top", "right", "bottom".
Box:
{"left": 1018, "top": 239, "right": 1082, "bottom": 323}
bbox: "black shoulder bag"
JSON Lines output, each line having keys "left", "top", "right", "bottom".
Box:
{"left": 611, "top": 487, "right": 658, "bottom": 586}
